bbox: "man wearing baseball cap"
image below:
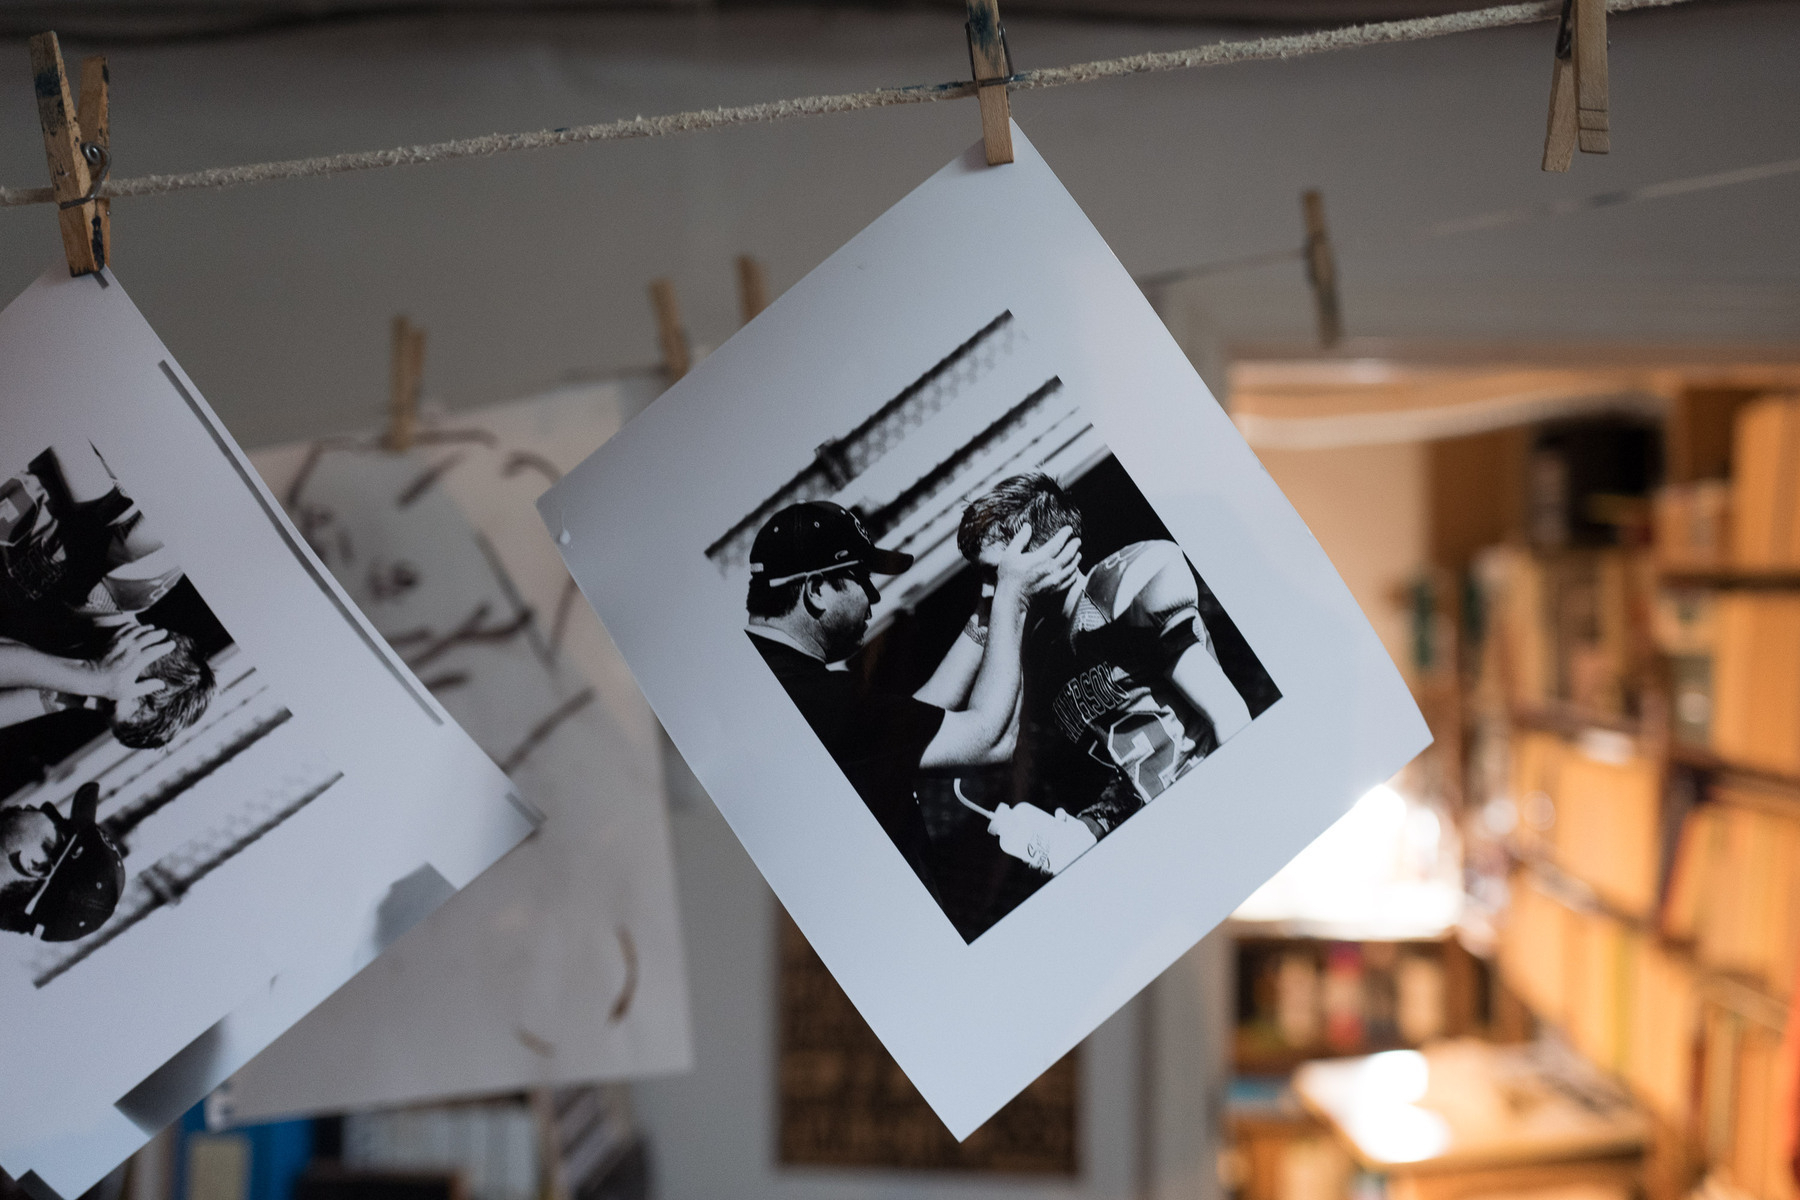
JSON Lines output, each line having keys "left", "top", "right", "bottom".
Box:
{"left": 0, "top": 781, "right": 125, "bottom": 942}
{"left": 745, "top": 500, "right": 1077, "bottom": 897}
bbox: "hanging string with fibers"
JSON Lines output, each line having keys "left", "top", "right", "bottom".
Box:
{"left": 1141, "top": 151, "right": 1800, "bottom": 289}
{"left": 0, "top": 0, "right": 1700, "bottom": 208}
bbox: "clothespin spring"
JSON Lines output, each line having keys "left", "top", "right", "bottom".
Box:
{"left": 59, "top": 142, "right": 108, "bottom": 210}
{"left": 965, "top": 24, "right": 1013, "bottom": 91}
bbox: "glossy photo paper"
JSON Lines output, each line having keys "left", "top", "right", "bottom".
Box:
{"left": 0, "top": 270, "right": 533, "bottom": 1198}
{"left": 538, "top": 125, "right": 1431, "bottom": 1138}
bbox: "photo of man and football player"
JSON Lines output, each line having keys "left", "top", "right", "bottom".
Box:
{"left": 710, "top": 312, "right": 1280, "bottom": 941}
{"left": 0, "top": 439, "right": 340, "bottom": 984}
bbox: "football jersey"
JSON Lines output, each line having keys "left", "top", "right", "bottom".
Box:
{"left": 1020, "top": 540, "right": 1221, "bottom": 827}
{"left": 0, "top": 452, "right": 180, "bottom": 625}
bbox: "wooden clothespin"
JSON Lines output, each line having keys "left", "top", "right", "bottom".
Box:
{"left": 1541, "top": 0, "right": 1607, "bottom": 172}
{"left": 965, "top": 0, "right": 1013, "bottom": 166}
{"left": 649, "top": 278, "right": 691, "bottom": 383}
{"left": 384, "top": 316, "right": 426, "bottom": 452}
{"left": 528, "top": 1091, "right": 572, "bottom": 1200}
{"left": 77, "top": 57, "right": 109, "bottom": 268}
{"left": 28, "top": 33, "right": 110, "bottom": 276}
{"left": 1301, "top": 190, "right": 1342, "bottom": 350}
{"left": 736, "top": 255, "right": 771, "bottom": 326}
{"left": 1574, "top": 0, "right": 1609, "bottom": 155}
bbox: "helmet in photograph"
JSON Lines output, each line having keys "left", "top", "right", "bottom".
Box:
{"left": 28, "top": 782, "right": 125, "bottom": 942}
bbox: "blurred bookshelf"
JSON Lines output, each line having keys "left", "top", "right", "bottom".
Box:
{"left": 1457, "top": 382, "right": 1800, "bottom": 1200}
{"left": 1225, "top": 367, "right": 1800, "bottom": 1200}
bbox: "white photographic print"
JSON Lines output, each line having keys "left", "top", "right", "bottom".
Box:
{"left": 539, "top": 124, "right": 1429, "bottom": 1138}
{"left": 0, "top": 443, "right": 339, "bottom": 971}
{"left": 0, "top": 269, "right": 534, "bottom": 1200}
{"left": 229, "top": 386, "right": 690, "bottom": 1118}
{"left": 711, "top": 311, "right": 1282, "bottom": 942}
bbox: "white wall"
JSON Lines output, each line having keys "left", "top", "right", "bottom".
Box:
{"left": 1254, "top": 442, "right": 1427, "bottom": 674}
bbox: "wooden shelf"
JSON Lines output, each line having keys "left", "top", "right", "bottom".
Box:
{"left": 1511, "top": 855, "right": 1790, "bottom": 1030}
{"left": 1667, "top": 746, "right": 1800, "bottom": 805}
{"left": 1658, "top": 566, "right": 1800, "bottom": 588}
{"left": 1510, "top": 704, "right": 1644, "bottom": 741}
{"left": 1511, "top": 848, "right": 1654, "bottom": 930}
{"left": 1225, "top": 915, "right": 1460, "bottom": 943}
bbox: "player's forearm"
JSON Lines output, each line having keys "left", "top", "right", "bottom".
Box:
{"left": 0, "top": 688, "right": 51, "bottom": 730}
{"left": 0, "top": 643, "right": 98, "bottom": 697}
{"left": 961, "top": 579, "right": 1027, "bottom": 750}
{"left": 913, "top": 623, "right": 985, "bottom": 710}
{"left": 1170, "top": 643, "right": 1252, "bottom": 741}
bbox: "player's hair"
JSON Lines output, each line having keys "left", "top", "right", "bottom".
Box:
{"left": 745, "top": 575, "right": 806, "bottom": 620}
{"left": 958, "top": 473, "right": 1084, "bottom": 562}
{"left": 111, "top": 632, "right": 215, "bottom": 750}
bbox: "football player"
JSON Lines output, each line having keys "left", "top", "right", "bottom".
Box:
{"left": 955, "top": 473, "right": 1254, "bottom": 874}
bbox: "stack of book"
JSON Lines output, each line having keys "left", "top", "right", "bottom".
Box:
{"left": 1480, "top": 545, "right": 1655, "bottom": 721}
{"left": 1727, "top": 396, "right": 1800, "bottom": 568}
{"left": 341, "top": 1101, "right": 540, "bottom": 1200}
{"left": 1484, "top": 389, "right": 1800, "bottom": 1200}
{"left": 1499, "top": 778, "right": 1800, "bottom": 1200}
{"left": 1663, "top": 792, "right": 1800, "bottom": 999}
{"left": 1510, "top": 729, "right": 1662, "bottom": 918}
{"left": 1654, "top": 587, "right": 1717, "bottom": 749}
{"left": 1234, "top": 938, "right": 1453, "bottom": 1066}
{"left": 1629, "top": 938, "right": 1705, "bottom": 1122}
{"left": 1706, "top": 1016, "right": 1797, "bottom": 1200}
{"left": 1497, "top": 872, "right": 1700, "bottom": 1129}
{"left": 333, "top": 1090, "right": 645, "bottom": 1200}
{"left": 1710, "top": 594, "right": 1800, "bottom": 774}
{"left": 1655, "top": 481, "right": 1732, "bottom": 571}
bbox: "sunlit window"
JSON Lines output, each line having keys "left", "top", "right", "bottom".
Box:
{"left": 1232, "top": 783, "right": 1462, "bottom": 938}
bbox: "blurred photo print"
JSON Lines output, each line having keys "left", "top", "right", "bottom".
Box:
{"left": 228, "top": 393, "right": 693, "bottom": 1120}
{"left": 714, "top": 312, "right": 1281, "bottom": 941}
{"left": 539, "top": 127, "right": 1428, "bottom": 1138}
{"left": 0, "top": 269, "right": 531, "bottom": 1200}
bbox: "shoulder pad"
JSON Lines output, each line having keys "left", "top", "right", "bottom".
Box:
{"left": 1085, "top": 541, "right": 1192, "bottom": 626}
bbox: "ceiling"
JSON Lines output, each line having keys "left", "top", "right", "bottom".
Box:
{"left": 0, "top": 1, "right": 1788, "bottom": 448}
{"left": 0, "top": 0, "right": 1513, "bottom": 43}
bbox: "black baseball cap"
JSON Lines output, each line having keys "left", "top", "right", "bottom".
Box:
{"left": 749, "top": 502, "right": 913, "bottom": 586}
{"left": 24, "top": 782, "right": 124, "bottom": 942}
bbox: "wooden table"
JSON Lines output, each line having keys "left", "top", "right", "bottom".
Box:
{"left": 1294, "top": 1040, "right": 1648, "bottom": 1200}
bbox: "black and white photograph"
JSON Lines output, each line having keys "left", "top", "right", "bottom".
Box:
{"left": 714, "top": 311, "right": 1281, "bottom": 941}
{"left": 0, "top": 270, "right": 535, "bottom": 1200}
{"left": 0, "top": 439, "right": 339, "bottom": 980}
{"left": 540, "top": 130, "right": 1429, "bottom": 1138}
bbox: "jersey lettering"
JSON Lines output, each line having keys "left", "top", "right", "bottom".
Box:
{"left": 1037, "top": 541, "right": 1223, "bottom": 807}
{"left": 1052, "top": 661, "right": 1130, "bottom": 743}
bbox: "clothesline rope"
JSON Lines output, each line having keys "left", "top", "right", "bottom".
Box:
{"left": 1141, "top": 151, "right": 1800, "bottom": 287}
{"left": 0, "top": 0, "right": 1700, "bottom": 208}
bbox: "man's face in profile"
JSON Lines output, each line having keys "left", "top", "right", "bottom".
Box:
{"left": 0, "top": 807, "right": 58, "bottom": 885}
{"left": 813, "top": 567, "right": 879, "bottom": 662}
